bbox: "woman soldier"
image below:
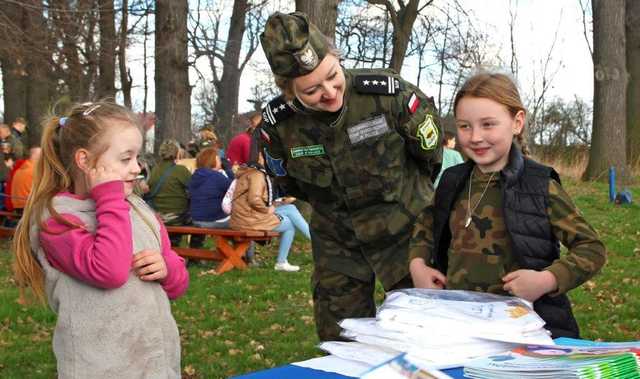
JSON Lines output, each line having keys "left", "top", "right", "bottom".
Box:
{"left": 258, "top": 12, "right": 443, "bottom": 341}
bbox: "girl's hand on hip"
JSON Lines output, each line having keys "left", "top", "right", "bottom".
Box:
{"left": 409, "top": 258, "right": 447, "bottom": 289}
{"left": 133, "top": 250, "right": 168, "bottom": 282}
{"left": 502, "top": 269, "right": 558, "bottom": 302}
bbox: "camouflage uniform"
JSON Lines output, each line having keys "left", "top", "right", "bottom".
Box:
{"left": 260, "top": 12, "right": 442, "bottom": 341}
{"left": 409, "top": 153, "right": 606, "bottom": 337}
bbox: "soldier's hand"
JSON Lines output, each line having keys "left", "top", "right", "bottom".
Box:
{"left": 502, "top": 269, "right": 558, "bottom": 302}
{"left": 409, "top": 258, "right": 446, "bottom": 289}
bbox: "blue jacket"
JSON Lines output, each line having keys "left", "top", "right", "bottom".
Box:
{"left": 188, "top": 167, "right": 234, "bottom": 222}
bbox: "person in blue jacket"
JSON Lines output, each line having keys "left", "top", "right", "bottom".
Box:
{"left": 189, "top": 147, "right": 234, "bottom": 228}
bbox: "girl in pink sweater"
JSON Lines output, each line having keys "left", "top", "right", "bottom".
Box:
{"left": 13, "top": 102, "right": 188, "bottom": 378}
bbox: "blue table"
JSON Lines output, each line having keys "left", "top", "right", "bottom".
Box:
{"left": 233, "top": 364, "right": 464, "bottom": 379}
{"left": 232, "top": 338, "right": 626, "bottom": 379}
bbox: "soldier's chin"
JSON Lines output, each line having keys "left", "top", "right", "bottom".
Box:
{"left": 320, "top": 97, "right": 343, "bottom": 112}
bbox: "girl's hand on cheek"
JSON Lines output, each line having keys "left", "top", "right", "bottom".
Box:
{"left": 88, "top": 165, "right": 122, "bottom": 189}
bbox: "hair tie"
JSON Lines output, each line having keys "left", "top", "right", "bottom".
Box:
{"left": 83, "top": 104, "right": 101, "bottom": 116}
{"left": 59, "top": 117, "right": 68, "bottom": 128}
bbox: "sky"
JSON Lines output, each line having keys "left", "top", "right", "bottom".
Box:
{"left": 0, "top": 0, "right": 595, "bottom": 123}
{"left": 239, "top": 0, "right": 595, "bottom": 114}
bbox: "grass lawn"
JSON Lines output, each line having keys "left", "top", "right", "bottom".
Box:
{"left": 0, "top": 179, "right": 638, "bottom": 378}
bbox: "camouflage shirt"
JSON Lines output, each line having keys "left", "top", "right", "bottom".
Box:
{"left": 261, "top": 68, "right": 443, "bottom": 284}
{"left": 410, "top": 168, "right": 606, "bottom": 296}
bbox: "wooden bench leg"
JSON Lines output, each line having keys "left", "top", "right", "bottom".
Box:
{"left": 215, "top": 237, "right": 249, "bottom": 274}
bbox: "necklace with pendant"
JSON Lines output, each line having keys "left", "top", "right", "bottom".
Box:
{"left": 465, "top": 168, "right": 496, "bottom": 228}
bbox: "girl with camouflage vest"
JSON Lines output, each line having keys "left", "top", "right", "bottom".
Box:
{"left": 13, "top": 102, "right": 189, "bottom": 378}
{"left": 409, "top": 73, "right": 606, "bottom": 338}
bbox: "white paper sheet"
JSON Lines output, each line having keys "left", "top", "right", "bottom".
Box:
{"left": 292, "top": 355, "right": 372, "bottom": 377}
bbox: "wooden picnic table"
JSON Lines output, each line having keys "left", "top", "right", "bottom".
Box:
{"left": 165, "top": 225, "right": 279, "bottom": 274}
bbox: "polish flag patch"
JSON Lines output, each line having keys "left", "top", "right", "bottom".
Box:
{"left": 407, "top": 93, "right": 420, "bottom": 114}
{"left": 260, "top": 128, "right": 271, "bottom": 144}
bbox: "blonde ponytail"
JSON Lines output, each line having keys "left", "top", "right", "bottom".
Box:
{"left": 13, "top": 101, "right": 142, "bottom": 304}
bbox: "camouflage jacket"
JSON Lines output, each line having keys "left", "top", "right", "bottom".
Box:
{"left": 261, "top": 68, "right": 442, "bottom": 265}
{"left": 409, "top": 159, "right": 606, "bottom": 297}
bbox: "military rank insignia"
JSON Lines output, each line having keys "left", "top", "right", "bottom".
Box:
{"left": 262, "top": 96, "right": 295, "bottom": 127}
{"left": 354, "top": 74, "right": 401, "bottom": 95}
{"left": 416, "top": 114, "right": 439, "bottom": 151}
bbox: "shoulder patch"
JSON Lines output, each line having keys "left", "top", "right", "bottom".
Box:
{"left": 261, "top": 96, "right": 295, "bottom": 127}
{"left": 353, "top": 74, "right": 402, "bottom": 95}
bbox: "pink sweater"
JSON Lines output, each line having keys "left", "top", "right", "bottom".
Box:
{"left": 39, "top": 181, "right": 188, "bottom": 299}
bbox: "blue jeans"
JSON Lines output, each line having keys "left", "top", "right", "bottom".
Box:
{"left": 193, "top": 219, "right": 230, "bottom": 229}
{"left": 273, "top": 204, "right": 311, "bottom": 263}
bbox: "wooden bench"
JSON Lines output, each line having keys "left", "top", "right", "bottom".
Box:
{"left": 0, "top": 211, "right": 19, "bottom": 238}
{"left": 165, "top": 226, "right": 279, "bottom": 274}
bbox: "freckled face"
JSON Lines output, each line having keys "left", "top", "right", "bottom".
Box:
{"left": 293, "top": 54, "right": 345, "bottom": 113}
{"left": 94, "top": 123, "right": 143, "bottom": 196}
{"left": 455, "top": 96, "right": 524, "bottom": 173}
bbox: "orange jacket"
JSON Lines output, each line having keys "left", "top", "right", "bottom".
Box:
{"left": 11, "top": 159, "right": 34, "bottom": 209}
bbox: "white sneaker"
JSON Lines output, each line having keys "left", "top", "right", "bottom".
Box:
{"left": 274, "top": 261, "right": 300, "bottom": 272}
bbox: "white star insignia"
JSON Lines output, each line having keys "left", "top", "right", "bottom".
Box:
{"left": 272, "top": 107, "right": 279, "bottom": 114}
{"left": 279, "top": 104, "right": 286, "bottom": 110}
{"left": 380, "top": 80, "right": 386, "bottom": 86}
{"left": 372, "top": 80, "right": 379, "bottom": 85}
{"left": 363, "top": 80, "right": 370, "bottom": 86}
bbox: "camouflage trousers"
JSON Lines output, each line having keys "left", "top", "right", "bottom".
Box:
{"left": 311, "top": 265, "right": 414, "bottom": 342}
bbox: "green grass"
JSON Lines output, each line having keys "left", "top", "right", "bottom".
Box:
{"left": 0, "top": 179, "right": 638, "bottom": 378}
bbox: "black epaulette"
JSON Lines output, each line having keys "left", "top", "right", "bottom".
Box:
{"left": 261, "top": 96, "right": 295, "bottom": 127}
{"left": 353, "top": 74, "right": 402, "bottom": 95}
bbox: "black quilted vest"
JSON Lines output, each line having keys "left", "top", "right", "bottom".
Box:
{"left": 432, "top": 146, "right": 580, "bottom": 338}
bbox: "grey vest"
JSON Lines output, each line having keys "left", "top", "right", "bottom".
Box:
{"left": 30, "top": 195, "right": 181, "bottom": 379}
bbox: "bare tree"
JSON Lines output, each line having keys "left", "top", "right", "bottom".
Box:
{"left": 336, "top": 0, "right": 393, "bottom": 68}
{"left": 155, "top": 0, "right": 191, "bottom": 148}
{"left": 367, "top": 0, "right": 434, "bottom": 73}
{"left": 97, "top": 0, "right": 116, "bottom": 99}
{"left": 578, "top": 0, "right": 594, "bottom": 58}
{"left": 23, "top": 0, "right": 51, "bottom": 146}
{"left": 0, "top": 0, "right": 27, "bottom": 124}
{"left": 626, "top": 0, "right": 640, "bottom": 165}
{"left": 584, "top": 0, "right": 627, "bottom": 180}
{"left": 296, "top": 0, "right": 341, "bottom": 38}
{"left": 118, "top": 0, "right": 133, "bottom": 108}
{"left": 189, "top": 0, "right": 266, "bottom": 142}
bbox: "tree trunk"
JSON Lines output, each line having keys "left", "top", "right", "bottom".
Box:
{"left": 626, "top": 0, "right": 640, "bottom": 166}
{"left": 214, "top": 0, "right": 249, "bottom": 144}
{"left": 1, "top": 59, "right": 28, "bottom": 125}
{"left": 388, "top": 0, "right": 419, "bottom": 73}
{"left": 584, "top": 0, "right": 627, "bottom": 180}
{"left": 23, "top": 0, "right": 50, "bottom": 147}
{"left": 367, "top": 0, "right": 426, "bottom": 74}
{"left": 0, "top": 0, "right": 28, "bottom": 125}
{"left": 97, "top": 0, "right": 116, "bottom": 100}
{"left": 295, "top": 0, "right": 340, "bottom": 39}
{"left": 118, "top": 0, "right": 133, "bottom": 108}
{"left": 155, "top": 0, "right": 191, "bottom": 151}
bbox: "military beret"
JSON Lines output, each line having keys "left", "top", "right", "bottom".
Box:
{"left": 260, "top": 12, "right": 329, "bottom": 78}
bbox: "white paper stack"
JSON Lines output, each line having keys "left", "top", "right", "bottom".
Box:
{"left": 319, "top": 289, "right": 555, "bottom": 372}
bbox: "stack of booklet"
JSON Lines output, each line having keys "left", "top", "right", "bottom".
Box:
{"left": 320, "top": 289, "right": 555, "bottom": 370}
{"left": 463, "top": 343, "right": 640, "bottom": 378}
